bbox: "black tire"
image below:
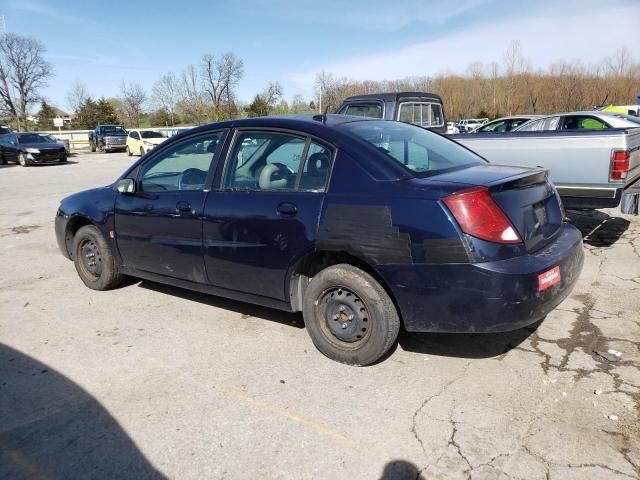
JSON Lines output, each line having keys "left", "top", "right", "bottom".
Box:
{"left": 0, "top": 154, "right": 6, "bottom": 165}
{"left": 90, "top": 140, "right": 96, "bottom": 153}
{"left": 126, "top": 146, "right": 132, "bottom": 156}
{"left": 140, "top": 146, "right": 144, "bottom": 156}
{"left": 302, "top": 264, "right": 400, "bottom": 366}
{"left": 72, "top": 225, "right": 122, "bottom": 290}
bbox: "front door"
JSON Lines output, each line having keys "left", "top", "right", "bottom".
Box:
{"left": 115, "top": 130, "right": 227, "bottom": 282}
{"left": 203, "top": 130, "right": 333, "bottom": 300}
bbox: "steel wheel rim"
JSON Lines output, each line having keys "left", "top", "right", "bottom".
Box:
{"left": 78, "top": 239, "right": 102, "bottom": 280}
{"left": 317, "top": 286, "right": 370, "bottom": 346}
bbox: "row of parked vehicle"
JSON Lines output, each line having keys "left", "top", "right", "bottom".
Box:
{"left": 334, "top": 93, "right": 640, "bottom": 211}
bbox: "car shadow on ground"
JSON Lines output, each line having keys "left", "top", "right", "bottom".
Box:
{"left": 0, "top": 343, "right": 166, "bottom": 479}
{"left": 133, "top": 279, "right": 536, "bottom": 359}
{"left": 136, "top": 280, "right": 305, "bottom": 329}
{"left": 397, "top": 321, "right": 539, "bottom": 359}
{"left": 566, "top": 209, "right": 630, "bottom": 247}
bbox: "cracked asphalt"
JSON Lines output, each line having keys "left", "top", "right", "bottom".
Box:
{"left": 0, "top": 153, "right": 638, "bottom": 480}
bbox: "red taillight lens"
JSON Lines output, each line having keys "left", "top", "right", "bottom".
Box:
{"left": 443, "top": 186, "right": 522, "bottom": 244}
{"left": 610, "top": 150, "right": 630, "bottom": 181}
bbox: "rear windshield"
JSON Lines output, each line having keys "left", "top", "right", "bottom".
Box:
{"left": 140, "top": 131, "right": 165, "bottom": 139}
{"left": 338, "top": 104, "right": 383, "bottom": 118}
{"left": 340, "top": 120, "right": 484, "bottom": 176}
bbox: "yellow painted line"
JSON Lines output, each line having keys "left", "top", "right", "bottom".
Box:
{"left": 29, "top": 307, "right": 354, "bottom": 446}
{"left": 0, "top": 442, "right": 52, "bottom": 480}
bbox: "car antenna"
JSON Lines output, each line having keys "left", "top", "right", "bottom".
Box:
{"left": 313, "top": 106, "right": 330, "bottom": 124}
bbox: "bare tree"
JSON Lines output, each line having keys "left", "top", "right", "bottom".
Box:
{"left": 262, "top": 82, "right": 283, "bottom": 108}
{"left": 65, "top": 80, "right": 89, "bottom": 114}
{"left": 151, "top": 72, "right": 180, "bottom": 125}
{"left": 290, "top": 94, "right": 308, "bottom": 113}
{"left": 200, "top": 52, "right": 244, "bottom": 120}
{"left": 119, "top": 81, "right": 146, "bottom": 127}
{"left": 0, "top": 33, "right": 53, "bottom": 130}
{"left": 178, "top": 64, "right": 207, "bottom": 124}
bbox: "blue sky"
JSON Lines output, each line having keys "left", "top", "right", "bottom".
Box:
{"left": 1, "top": 0, "right": 638, "bottom": 112}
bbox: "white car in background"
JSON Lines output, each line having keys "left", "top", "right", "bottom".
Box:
{"left": 446, "top": 122, "right": 459, "bottom": 134}
{"left": 514, "top": 111, "right": 640, "bottom": 132}
{"left": 456, "top": 118, "right": 489, "bottom": 133}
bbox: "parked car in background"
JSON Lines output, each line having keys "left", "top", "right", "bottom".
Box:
{"left": 451, "top": 117, "right": 640, "bottom": 210}
{"left": 0, "top": 125, "right": 13, "bottom": 135}
{"left": 39, "top": 134, "right": 70, "bottom": 154}
{"left": 456, "top": 118, "right": 488, "bottom": 133}
{"left": 514, "top": 111, "right": 639, "bottom": 132}
{"left": 335, "top": 92, "right": 447, "bottom": 134}
{"left": 446, "top": 122, "right": 460, "bottom": 134}
{"left": 126, "top": 129, "right": 167, "bottom": 156}
{"left": 55, "top": 115, "right": 583, "bottom": 365}
{"left": 474, "top": 115, "right": 541, "bottom": 133}
{"left": 0, "top": 132, "right": 67, "bottom": 166}
{"left": 89, "top": 124, "right": 127, "bottom": 153}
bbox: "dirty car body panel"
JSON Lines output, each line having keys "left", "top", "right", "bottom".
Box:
{"left": 56, "top": 115, "right": 584, "bottom": 333}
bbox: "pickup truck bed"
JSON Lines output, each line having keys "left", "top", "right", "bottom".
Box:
{"left": 451, "top": 128, "right": 640, "bottom": 210}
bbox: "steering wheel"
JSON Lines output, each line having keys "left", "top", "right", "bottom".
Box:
{"left": 179, "top": 168, "right": 207, "bottom": 191}
{"left": 258, "top": 162, "right": 291, "bottom": 189}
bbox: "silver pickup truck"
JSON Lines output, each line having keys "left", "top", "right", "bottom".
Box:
{"left": 451, "top": 127, "right": 640, "bottom": 210}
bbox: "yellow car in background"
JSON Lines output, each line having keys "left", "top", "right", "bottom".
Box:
{"left": 126, "top": 130, "right": 167, "bottom": 156}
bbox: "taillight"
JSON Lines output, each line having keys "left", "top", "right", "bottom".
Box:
{"left": 443, "top": 186, "right": 522, "bottom": 244}
{"left": 610, "top": 150, "right": 630, "bottom": 181}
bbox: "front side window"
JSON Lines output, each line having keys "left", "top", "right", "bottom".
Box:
{"left": 340, "top": 104, "right": 383, "bottom": 118}
{"left": 225, "top": 131, "right": 332, "bottom": 192}
{"left": 479, "top": 120, "right": 508, "bottom": 132}
{"left": 130, "top": 132, "right": 140, "bottom": 140}
{"left": 515, "top": 119, "right": 542, "bottom": 131}
{"left": 139, "top": 131, "right": 225, "bottom": 193}
{"left": 341, "top": 120, "right": 484, "bottom": 176}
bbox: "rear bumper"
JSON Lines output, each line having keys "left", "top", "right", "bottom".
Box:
{"left": 379, "top": 223, "right": 584, "bottom": 333}
{"left": 557, "top": 186, "right": 622, "bottom": 209}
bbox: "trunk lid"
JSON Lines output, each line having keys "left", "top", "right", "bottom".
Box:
{"left": 433, "top": 164, "right": 564, "bottom": 252}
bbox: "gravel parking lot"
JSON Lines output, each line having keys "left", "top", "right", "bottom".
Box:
{"left": 1, "top": 152, "right": 639, "bottom": 479}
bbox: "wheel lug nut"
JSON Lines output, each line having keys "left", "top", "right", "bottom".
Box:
{"left": 339, "top": 306, "right": 345, "bottom": 311}
{"left": 348, "top": 314, "right": 353, "bottom": 320}
{"left": 333, "top": 314, "right": 339, "bottom": 320}
{"left": 341, "top": 323, "right": 347, "bottom": 329}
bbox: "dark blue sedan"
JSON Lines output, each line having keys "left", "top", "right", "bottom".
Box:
{"left": 55, "top": 115, "right": 584, "bottom": 365}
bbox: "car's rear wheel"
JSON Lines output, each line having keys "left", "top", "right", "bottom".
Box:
{"left": 126, "top": 146, "right": 132, "bottom": 156}
{"left": 73, "top": 225, "right": 122, "bottom": 290}
{"left": 18, "top": 153, "right": 29, "bottom": 167}
{"left": 0, "top": 154, "right": 6, "bottom": 165}
{"left": 302, "top": 264, "right": 400, "bottom": 366}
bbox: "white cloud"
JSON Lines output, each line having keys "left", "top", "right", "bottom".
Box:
{"left": 289, "top": 2, "right": 640, "bottom": 95}
{"left": 6, "top": 0, "right": 88, "bottom": 23}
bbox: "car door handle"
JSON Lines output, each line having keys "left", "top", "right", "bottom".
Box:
{"left": 176, "top": 201, "right": 192, "bottom": 213}
{"left": 277, "top": 202, "right": 297, "bottom": 216}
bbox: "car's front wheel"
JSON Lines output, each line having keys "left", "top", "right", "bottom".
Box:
{"left": 126, "top": 146, "right": 132, "bottom": 156}
{"left": 140, "top": 146, "right": 144, "bottom": 156}
{"left": 72, "top": 225, "right": 122, "bottom": 290}
{"left": 18, "top": 153, "right": 29, "bottom": 167}
{"left": 302, "top": 264, "right": 400, "bottom": 366}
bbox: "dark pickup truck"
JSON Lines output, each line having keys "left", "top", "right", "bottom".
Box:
{"left": 335, "top": 92, "right": 447, "bottom": 134}
{"left": 89, "top": 124, "right": 127, "bottom": 153}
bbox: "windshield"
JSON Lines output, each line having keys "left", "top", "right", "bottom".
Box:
{"left": 17, "top": 133, "right": 51, "bottom": 144}
{"left": 102, "top": 126, "right": 126, "bottom": 135}
{"left": 39, "top": 134, "right": 58, "bottom": 142}
{"left": 340, "top": 120, "right": 485, "bottom": 176}
{"left": 140, "top": 131, "right": 165, "bottom": 139}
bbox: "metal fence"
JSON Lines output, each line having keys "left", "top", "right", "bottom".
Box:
{"left": 33, "top": 127, "right": 196, "bottom": 152}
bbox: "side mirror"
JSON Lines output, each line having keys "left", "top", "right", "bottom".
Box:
{"left": 115, "top": 178, "right": 135, "bottom": 194}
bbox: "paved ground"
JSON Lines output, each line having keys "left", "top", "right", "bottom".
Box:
{"left": 0, "top": 152, "right": 639, "bottom": 480}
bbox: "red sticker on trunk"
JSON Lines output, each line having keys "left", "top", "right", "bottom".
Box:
{"left": 538, "top": 266, "right": 561, "bottom": 291}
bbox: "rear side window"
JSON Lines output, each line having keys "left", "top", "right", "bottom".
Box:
{"left": 339, "top": 104, "right": 383, "bottom": 118}
{"left": 398, "top": 102, "right": 444, "bottom": 127}
{"left": 341, "top": 120, "right": 484, "bottom": 176}
{"left": 224, "top": 131, "right": 332, "bottom": 192}
{"left": 562, "top": 115, "right": 609, "bottom": 130}
{"left": 479, "top": 120, "right": 508, "bottom": 132}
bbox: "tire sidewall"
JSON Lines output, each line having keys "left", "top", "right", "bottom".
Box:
{"left": 302, "top": 264, "right": 399, "bottom": 366}
{"left": 72, "top": 225, "right": 120, "bottom": 290}
{"left": 18, "top": 153, "right": 28, "bottom": 167}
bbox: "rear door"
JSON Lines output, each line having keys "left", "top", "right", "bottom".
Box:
{"left": 203, "top": 129, "right": 333, "bottom": 300}
{"left": 115, "top": 130, "right": 227, "bottom": 282}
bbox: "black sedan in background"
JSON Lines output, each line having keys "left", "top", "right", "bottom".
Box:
{"left": 0, "top": 132, "right": 67, "bottom": 166}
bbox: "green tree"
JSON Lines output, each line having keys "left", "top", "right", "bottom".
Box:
{"left": 74, "top": 97, "right": 119, "bottom": 129}
{"left": 36, "top": 100, "right": 56, "bottom": 129}
{"left": 246, "top": 95, "right": 269, "bottom": 117}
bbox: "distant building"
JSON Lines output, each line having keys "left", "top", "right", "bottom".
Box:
{"left": 31, "top": 107, "right": 76, "bottom": 126}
